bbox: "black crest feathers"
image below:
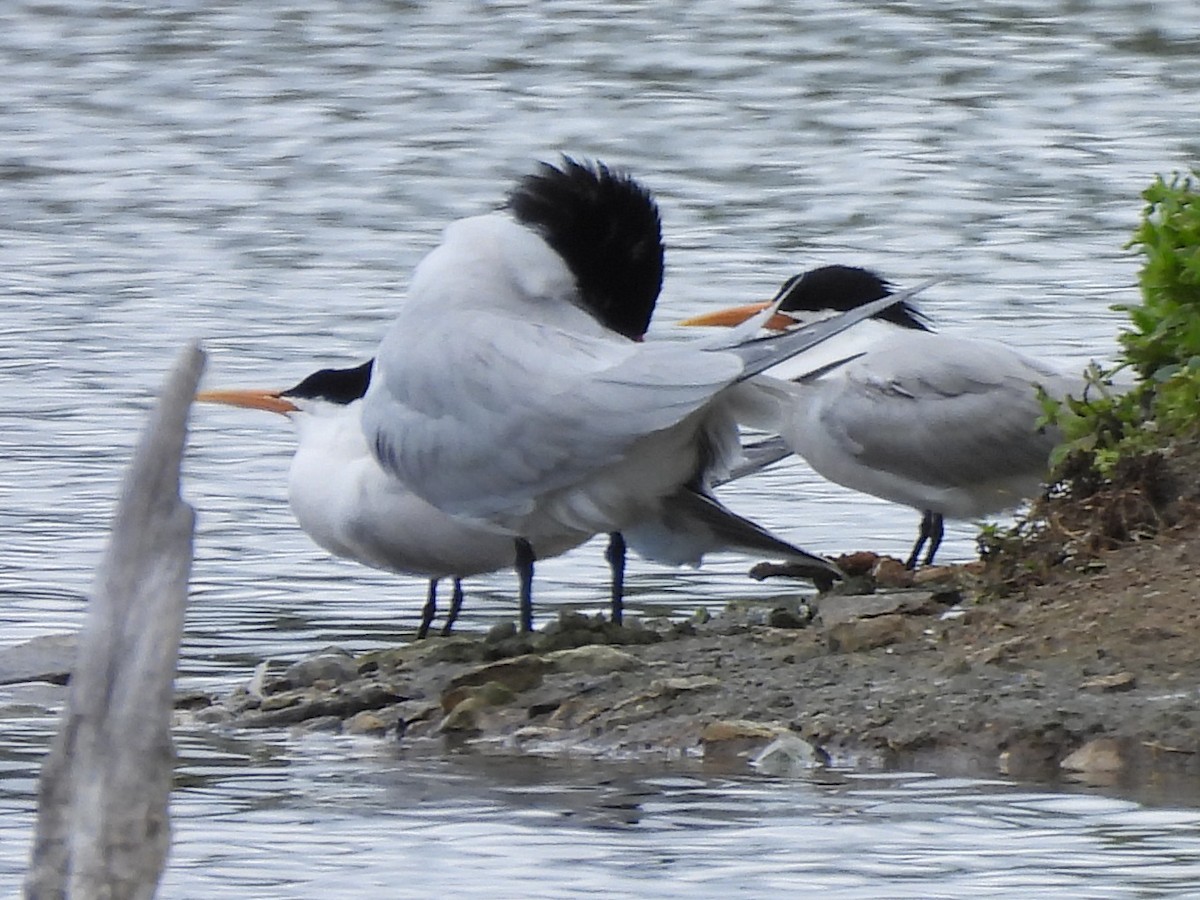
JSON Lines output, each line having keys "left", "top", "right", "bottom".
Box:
{"left": 507, "top": 157, "right": 664, "bottom": 340}
{"left": 774, "top": 265, "right": 930, "bottom": 332}
{"left": 283, "top": 359, "right": 374, "bottom": 405}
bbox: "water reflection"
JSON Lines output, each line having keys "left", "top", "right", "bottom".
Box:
{"left": 140, "top": 735, "right": 1200, "bottom": 895}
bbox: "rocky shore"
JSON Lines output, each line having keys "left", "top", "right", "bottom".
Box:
{"left": 151, "top": 525, "right": 1200, "bottom": 790}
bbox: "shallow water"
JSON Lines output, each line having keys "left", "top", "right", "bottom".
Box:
{"left": 2, "top": 0, "right": 1200, "bottom": 894}
{"left": 9, "top": 722, "right": 1200, "bottom": 898}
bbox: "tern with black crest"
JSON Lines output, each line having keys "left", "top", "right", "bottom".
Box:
{"left": 682, "top": 265, "right": 1080, "bottom": 567}
{"left": 197, "top": 361, "right": 592, "bottom": 637}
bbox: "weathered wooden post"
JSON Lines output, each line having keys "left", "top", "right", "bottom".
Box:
{"left": 25, "top": 344, "right": 205, "bottom": 899}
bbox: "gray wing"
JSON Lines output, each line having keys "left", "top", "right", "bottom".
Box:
{"left": 807, "top": 335, "right": 1076, "bottom": 489}
{"left": 362, "top": 312, "right": 744, "bottom": 520}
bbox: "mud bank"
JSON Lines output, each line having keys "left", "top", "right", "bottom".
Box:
{"left": 170, "top": 533, "right": 1200, "bottom": 791}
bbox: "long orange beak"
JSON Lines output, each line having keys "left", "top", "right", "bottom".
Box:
{"left": 678, "top": 301, "right": 798, "bottom": 332}
{"left": 195, "top": 388, "right": 298, "bottom": 415}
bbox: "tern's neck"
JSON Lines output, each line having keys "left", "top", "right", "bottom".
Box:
{"left": 291, "top": 401, "right": 370, "bottom": 460}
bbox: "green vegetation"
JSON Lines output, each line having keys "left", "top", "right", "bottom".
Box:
{"left": 1049, "top": 171, "right": 1200, "bottom": 475}
{"left": 980, "top": 171, "right": 1200, "bottom": 586}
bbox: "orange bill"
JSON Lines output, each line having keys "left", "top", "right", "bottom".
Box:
{"left": 195, "top": 388, "right": 298, "bottom": 415}
{"left": 678, "top": 301, "right": 798, "bottom": 332}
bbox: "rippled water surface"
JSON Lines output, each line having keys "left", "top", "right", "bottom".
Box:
{"left": 3, "top": 0, "right": 1200, "bottom": 894}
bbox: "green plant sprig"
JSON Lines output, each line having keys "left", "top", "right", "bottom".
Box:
{"left": 1043, "top": 170, "right": 1200, "bottom": 476}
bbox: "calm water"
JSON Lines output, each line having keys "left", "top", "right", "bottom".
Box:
{"left": 3, "top": 0, "right": 1200, "bottom": 894}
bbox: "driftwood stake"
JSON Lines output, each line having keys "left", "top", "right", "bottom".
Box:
{"left": 26, "top": 344, "right": 205, "bottom": 899}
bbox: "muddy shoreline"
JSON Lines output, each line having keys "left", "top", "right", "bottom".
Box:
{"left": 8, "top": 532, "right": 1197, "bottom": 793}
{"left": 154, "top": 530, "right": 1200, "bottom": 792}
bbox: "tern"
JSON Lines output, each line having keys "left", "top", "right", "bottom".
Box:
{"left": 682, "top": 265, "right": 1079, "bottom": 567}
{"left": 198, "top": 360, "right": 593, "bottom": 638}
{"left": 361, "top": 159, "right": 925, "bottom": 628}
{"left": 197, "top": 351, "right": 850, "bottom": 636}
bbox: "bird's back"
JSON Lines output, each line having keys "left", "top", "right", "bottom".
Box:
{"left": 785, "top": 331, "right": 1078, "bottom": 518}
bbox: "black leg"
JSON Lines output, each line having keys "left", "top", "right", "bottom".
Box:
{"left": 905, "top": 511, "right": 933, "bottom": 570}
{"left": 442, "top": 578, "right": 465, "bottom": 636}
{"left": 922, "top": 513, "right": 945, "bottom": 566}
{"left": 515, "top": 538, "right": 536, "bottom": 634}
{"left": 605, "top": 532, "right": 626, "bottom": 626}
{"left": 417, "top": 579, "right": 438, "bottom": 639}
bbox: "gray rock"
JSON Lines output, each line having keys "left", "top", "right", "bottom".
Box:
{"left": 826, "top": 615, "right": 917, "bottom": 653}
{"left": 1080, "top": 672, "right": 1138, "bottom": 693}
{"left": 345, "top": 710, "right": 391, "bottom": 736}
{"left": 752, "top": 734, "right": 828, "bottom": 776}
{"left": 818, "top": 591, "right": 948, "bottom": 628}
{"left": 1061, "top": 737, "right": 1128, "bottom": 774}
{"left": 650, "top": 675, "right": 719, "bottom": 696}
{"left": 285, "top": 649, "right": 359, "bottom": 688}
{"left": 485, "top": 621, "right": 518, "bottom": 643}
{"left": 768, "top": 605, "right": 813, "bottom": 629}
{"left": 298, "top": 715, "right": 345, "bottom": 734}
{"left": 235, "top": 682, "right": 408, "bottom": 728}
{"left": 188, "top": 705, "right": 233, "bottom": 726}
{"left": 0, "top": 633, "right": 77, "bottom": 686}
{"left": 446, "top": 655, "right": 549, "bottom": 694}
{"left": 545, "top": 645, "right": 643, "bottom": 675}
{"left": 439, "top": 696, "right": 488, "bottom": 732}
